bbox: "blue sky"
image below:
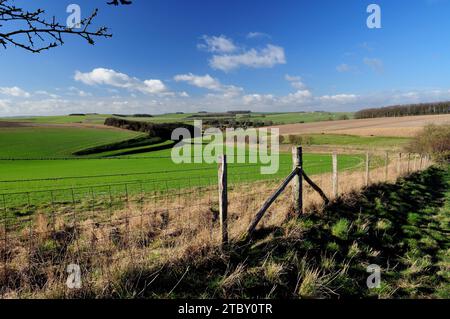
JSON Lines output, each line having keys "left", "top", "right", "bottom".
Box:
{"left": 1, "top": 0, "right": 450, "bottom": 116}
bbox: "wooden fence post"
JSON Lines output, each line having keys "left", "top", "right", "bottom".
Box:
{"left": 365, "top": 152, "right": 370, "bottom": 186}
{"left": 397, "top": 153, "right": 402, "bottom": 175}
{"left": 384, "top": 151, "right": 389, "bottom": 181}
{"left": 332, "top": 152, "right": 338, "bottom": 198}
{"left": 218, "top": 155, "right": 228, "bottom": 247}
{"left": 292, "top": 147, "right": 303, "bottom": 215}
{"left": 407, "top": 153, "right": 411, "bottom": 173}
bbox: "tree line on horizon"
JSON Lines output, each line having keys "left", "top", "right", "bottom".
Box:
{"left": 355, "top": 101, "right": 450, "bottom": 119}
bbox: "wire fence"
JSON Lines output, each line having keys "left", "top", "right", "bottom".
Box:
{"left": 0, "top": 150, "right": 432, "bottom": 298}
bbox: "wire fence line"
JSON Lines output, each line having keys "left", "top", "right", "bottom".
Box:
{"left": 0, "top": 150, "right": 432, "bottom": 297}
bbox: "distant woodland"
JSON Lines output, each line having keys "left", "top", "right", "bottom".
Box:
{"left": 355, "top": 101, "right": 450, "bottom": 119}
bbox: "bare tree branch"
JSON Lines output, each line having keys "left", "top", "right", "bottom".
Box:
{"left": 0, "top": 0, "right": 112, "bottom": 53}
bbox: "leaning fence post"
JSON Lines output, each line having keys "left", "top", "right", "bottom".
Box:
{"left": 218, "top": 155, "right": 228, "bottom": 247}
{"left": 365, "top": 152, "right": 370, "bottom": 186}
{"left": 292, "top": 147, "right": 303, "bottom": 215}
{"left": 332, "top": 152, "right": 338, "bottom": 198}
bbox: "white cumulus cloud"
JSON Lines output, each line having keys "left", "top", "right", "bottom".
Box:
{"left": 285, "top": 74, "right": 306, "bottom": 90}
{"left": 174, "top": 73, "right": 242, "bottom": 96}
{"left": 198, "top": 35, "right": 237, "bottom": 53}
{"left": 209, "top": 44, "right": 286, "bottom": 72}
{"left": 174, "top": 73, "right": 222, "bottom": 91}
{"left": 0, "top": 86, "right": 30, "bottom": 98}
{"left": 243, "top": 94, "right": 275, "bottom": 105}
{"left": 319, "top": 94, "right": 358, "bottom": 103}
{"left": 74, "top": 68, "right": 169, "bottom": 95}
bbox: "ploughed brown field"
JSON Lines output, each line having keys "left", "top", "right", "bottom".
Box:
{"left": 272, "top": 114, "right": 450, "bottom": 137}
{"left": 0, "top": 120, "right": 131, "bottom": 132}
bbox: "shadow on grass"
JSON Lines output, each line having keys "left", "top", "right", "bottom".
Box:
{"left": 111, "top": 166, "right": 449, "bottom": 299}
{"left": 103, "top": 140, "right": 176, "bottom": 157}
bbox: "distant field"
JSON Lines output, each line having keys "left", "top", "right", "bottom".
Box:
{"left": 239, "top": 112, "right": 353, "bottom": 124}
{"left": 274, "top": 114, "right": 450, "bottom": 137}
{"left": 283, "top": 134, "right": 410, "bottom": 148}
{"left": 0, "top": 115, "right": 110, "bottom": 124}
{"left": 0, "top": 125, "right": 143, "bottom": 158}
{"left": 0, "top": 111, "right": 354, "bottom": 126}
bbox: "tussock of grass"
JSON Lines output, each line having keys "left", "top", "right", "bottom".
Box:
{"left": 331, "top": 219, "right": 350, "bottom": 241}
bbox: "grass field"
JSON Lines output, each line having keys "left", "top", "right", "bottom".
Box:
{"left": 0, "top": 150, "right": 365, "bottom": 210}
{"left": 0, "top": 118, "right": 396, "bottom": 211}
{"left": 0, "top": 122, "right": 371, "bottom": 213}
{"left": 0, "top": 115, "right": 444, "bottom": 299}
{"left": 0, "top": 111, "right": 353, "bottom": 126}
{"left": 238, "top": 112, "right": 353, "bottom": 124}
{"left": 283, "top": 134, "right": 411, "bottom": 148}
{"left": 0, "top": 126, "right": 143, "bottom": 158}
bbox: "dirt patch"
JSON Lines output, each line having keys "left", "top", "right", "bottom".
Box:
{"left": 0, "top": 121, "right": 31, "bottom": 128}
{"left": 272, "top": 114, "right": 450, "bottom": 137}
{"left": 57, "top": 122, "right": 135, "bottom": 132}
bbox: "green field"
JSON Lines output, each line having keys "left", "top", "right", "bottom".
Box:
{"left": 1, "top": 111, "right": 354, "bottom": 126}
{"left": 0, "top": 123, "right": 367, "bottom": 210}
{"left": 283, "top": 134, "right": 411, "bottom": 148}
{"left": 0, "top": 150, "right": 365, "bottom": 210}
{"left": 0, "top": 126, "right": 143, "bottom": 158}
{"left": 238, "top": 112, "right": 353, "bottom": 124}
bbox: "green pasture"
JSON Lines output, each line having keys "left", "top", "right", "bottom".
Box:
{"left": 240, "top": 112, "right": 354, "bottom": 124}
{"left": 0, "top": 150, "right": 366, "bottom": 213}
{"left": 283, "top": 134, "right": 411, "bottom": 148}
{"left": 0, "top": 123, "right": 374, "bottom": 213}
{"left": 0, "top": 126, "right": 143, "bottom": 158}
{"left": 0, "top": 150, "right": 364, "bottom": 199}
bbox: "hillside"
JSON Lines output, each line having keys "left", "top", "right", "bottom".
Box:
{"left": 0, "top": 123, "right": 144, "bottom": 158}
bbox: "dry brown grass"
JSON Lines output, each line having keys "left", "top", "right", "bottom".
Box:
{"left": 0, "top": 154, "right": 432, "bottom": 298}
